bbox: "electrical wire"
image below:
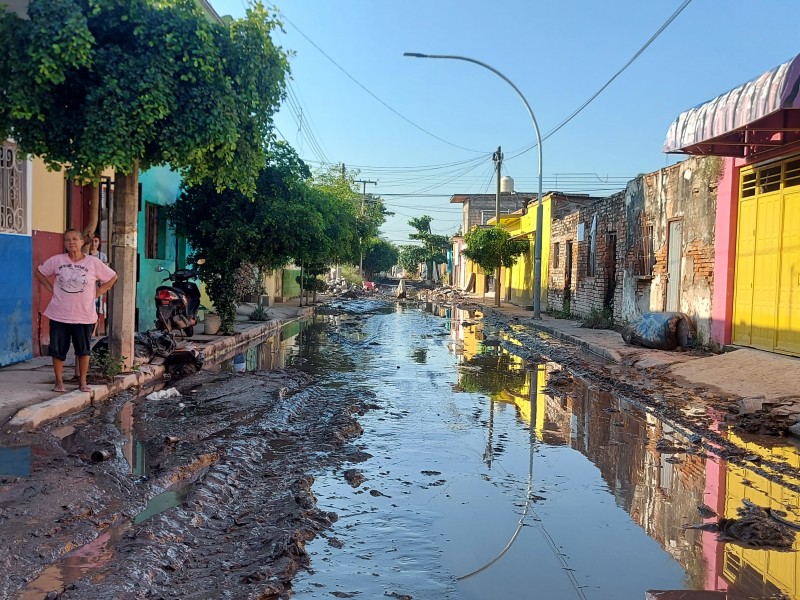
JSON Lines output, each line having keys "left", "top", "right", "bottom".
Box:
{"left": 507, "top": 0, "right": 694, "bottom": 161}
{"left": 281, "top": 13, "right": 490, "bottom": 154}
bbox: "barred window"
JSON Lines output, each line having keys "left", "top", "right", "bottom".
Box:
{"left": 0, "top": 142, "right": 26, "bottom": 234}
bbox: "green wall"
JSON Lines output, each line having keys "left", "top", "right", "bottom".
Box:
{"left": 282, "top": 268, "right": 301, "bottom": 300}
{"left": 136, "top": 166, "right": 187, "bottom": 331}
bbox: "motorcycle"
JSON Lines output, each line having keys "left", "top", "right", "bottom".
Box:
{"left": 154, "top": 259, "right": 205, "bottom": 337}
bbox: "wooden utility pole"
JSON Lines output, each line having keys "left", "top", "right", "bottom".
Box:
{"left": 493, "top": 146, "right": 503, "bottom": 307}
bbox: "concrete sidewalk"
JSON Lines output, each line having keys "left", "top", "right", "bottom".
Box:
{"left": 0, "top": 300, "right": 315, "bottom": 431}
{"left": 473, "top": 298, "right": 800, "bottom": 403}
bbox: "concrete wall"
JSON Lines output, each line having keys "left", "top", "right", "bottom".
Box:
{"left": 31, "top": 159, "right": 65, "bottom": 234}
{"left": 0, "top": 233, "right": 33, "bottom": 365}
{"left": 711, "top": 157, "right": 742, "bottom": 348}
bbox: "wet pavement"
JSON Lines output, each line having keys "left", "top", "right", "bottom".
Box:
{"left": 2, "top": 298, "right": 800, "bottom": 598}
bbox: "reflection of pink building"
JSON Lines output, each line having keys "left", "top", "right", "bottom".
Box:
{"left": 702, "top": 419, "right": 728, "bottom": 595}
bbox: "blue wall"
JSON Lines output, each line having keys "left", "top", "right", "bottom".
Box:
{"left": 0, "top": 233, "right": 33, "bottom": 366}
{"left": 136, "top": 167, "right": 186, "bottom": 331}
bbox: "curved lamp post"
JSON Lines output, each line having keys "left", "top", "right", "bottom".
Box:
{"left": 404, "top": 52, "right": 544, "bottom": 318}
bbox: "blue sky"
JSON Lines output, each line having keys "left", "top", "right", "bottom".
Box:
{"left": 210, "top": 0, "right": 800, "bottom": 245}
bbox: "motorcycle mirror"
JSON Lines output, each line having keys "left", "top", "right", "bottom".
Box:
{"left": 196, "top": 258, "right": 206, "bottom": 265}
{"left": 155, "top": 266, "right": 165, "bottom": 272}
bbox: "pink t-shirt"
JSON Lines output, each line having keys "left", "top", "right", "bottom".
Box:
{"left": 39, "top": 253, "right": 117, "bottom": 324}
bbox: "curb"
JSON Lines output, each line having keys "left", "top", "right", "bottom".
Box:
{"left": 527, "top": 321, "right": 622, "bottom": 363}
{"left": 8, "top": 308, "right": 315, "bottom": 431}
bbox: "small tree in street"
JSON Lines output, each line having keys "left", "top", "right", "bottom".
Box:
{"left": 363, "top": 239, "right": 398, "bottom": 281}
{"left": 462, "top": 226, "right": 529, "bottom": 306}
{"left": 398, "top": 245, "right": 428, "bottom": 279}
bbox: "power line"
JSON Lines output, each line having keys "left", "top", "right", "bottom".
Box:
{"left": 508, "top": 0, "right": 695, "bottom": 161}
{"left": 281, "top": 13, "right": 489, "bottom": 154}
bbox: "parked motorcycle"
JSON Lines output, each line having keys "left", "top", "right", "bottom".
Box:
{"left": 154, "top": 259, "right": 205, "bottom": 337}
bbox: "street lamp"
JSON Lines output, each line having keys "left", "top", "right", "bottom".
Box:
{"left": 404, "top": 52, "right": 544, "bottom": 318}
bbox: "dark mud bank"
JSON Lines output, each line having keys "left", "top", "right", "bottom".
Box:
{"left": 1, "top": 365, "right": 375, "bottom": 600}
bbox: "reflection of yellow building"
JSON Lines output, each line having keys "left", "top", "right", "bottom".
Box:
{"left": 717, "top": 431, "right": 800, "bottom": 597}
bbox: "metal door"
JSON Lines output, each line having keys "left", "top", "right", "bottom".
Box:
{"left": 733, "top": 198, "right": 757, "bottom": 346}
{"left": 776, "top": 192, "right": 800, "bottom": 354}
{"left": 665, "top": 220, "right": 682, "bottom": 312}
{"left": 750, "top": 194, "right": 781, "bottom": 350}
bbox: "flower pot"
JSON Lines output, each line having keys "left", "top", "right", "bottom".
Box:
{"left": 204, "top": 313, "right": 221, "bottom": 335}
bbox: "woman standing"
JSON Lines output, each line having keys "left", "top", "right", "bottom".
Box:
{"left": 35, "top": 229, "right": 118, "bottom": 392}
{"left": 89, "top": 235, "right": 109, "bottom": 336}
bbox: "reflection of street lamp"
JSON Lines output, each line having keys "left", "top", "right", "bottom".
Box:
{"left": 404, "top": 52, "right": 544, "bottom": 318}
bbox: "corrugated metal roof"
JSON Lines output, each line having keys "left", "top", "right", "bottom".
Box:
{"left": 664, "top": 53, "right": 800, "bottom": 157}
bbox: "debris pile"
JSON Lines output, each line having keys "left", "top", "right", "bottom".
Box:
{"left": 685, "top": 499, "right": 798, "bottom": 550}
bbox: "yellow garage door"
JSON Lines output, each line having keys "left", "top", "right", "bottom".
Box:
{"left": 733, "top": 158, "right": 800, "bottom": 355}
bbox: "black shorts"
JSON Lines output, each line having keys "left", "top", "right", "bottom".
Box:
{"left": 49, "top": 320, "right": 93, "bottom": 360}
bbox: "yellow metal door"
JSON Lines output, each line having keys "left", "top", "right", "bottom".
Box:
{"left": 750, "top": 194, "right": 781, "bottom": 351}
{"left": 776, "top": 192, "right": 800, "bottom": 354}
{"left": 733, "top": 198, "right": 756, "bottom": 346}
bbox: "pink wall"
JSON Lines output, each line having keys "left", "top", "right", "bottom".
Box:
{"left": 710, "top": 158, "right": 740, "bottom": 348}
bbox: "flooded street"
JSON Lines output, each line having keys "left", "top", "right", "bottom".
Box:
{"left": 2, "top": 299, "right": 800, "bottom": 598}
{"left": 292, "top": 301, "right": 800, "bottom": 599}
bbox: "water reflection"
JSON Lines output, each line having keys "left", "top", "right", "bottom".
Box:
{"left": 447, "top": 304, "right": 800, "bottom": 599}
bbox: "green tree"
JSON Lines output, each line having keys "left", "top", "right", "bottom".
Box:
{"left": 462, "top": 226, "right": 529, "bottom": 306}
{"left": 363, "top": 239, "right": 398, "bottom": 280}
{"left": 170, "top": 143, "right": 312, "bottom": 332}
{"left": 0, "top": 0, "right": 289, "bottom": 364}
{"left": 397, "top": 245, "right": 427, "bottom": 278}
{"left": 407, "top": 215, "right": 450, "bottom": 282}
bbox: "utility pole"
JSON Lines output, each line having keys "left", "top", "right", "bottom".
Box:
{"left": 493, "top": 146, "right": 503, "bottom": 307}
{"left": 354, "top": 179, "right": 377, "bottom": 279}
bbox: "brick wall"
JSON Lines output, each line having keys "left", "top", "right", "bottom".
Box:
{"left": 546, "top": 156, "right": 718, "bottom": 346}
{"left": 548, "top": 193, "right": 626, "bottom": 318}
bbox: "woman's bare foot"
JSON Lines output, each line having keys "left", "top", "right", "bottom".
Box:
{"left": 78, "top": 384, "right": 92, "bottom": 393}
{"left": 53, "top": 384, "right": 66, "bottom": 392}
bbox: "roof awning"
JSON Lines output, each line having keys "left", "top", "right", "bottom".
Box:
{"left": 663, "top": 54, "right": 800, "bottom": 157}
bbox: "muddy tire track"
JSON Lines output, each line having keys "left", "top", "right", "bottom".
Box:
{"left": 1, "top": 366, "right": 375, "bottom": 600}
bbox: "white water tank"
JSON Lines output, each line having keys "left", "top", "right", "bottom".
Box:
{"left": 500, "top": 176, "right": 514, "bottom": 193}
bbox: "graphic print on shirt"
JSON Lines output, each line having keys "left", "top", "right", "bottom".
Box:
{"left": 57, "top": 263, "right": 89, "bottom": 294}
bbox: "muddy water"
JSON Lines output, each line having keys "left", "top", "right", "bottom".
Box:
{"left": 278, "top": 302, "right": 800, "bottom": 599}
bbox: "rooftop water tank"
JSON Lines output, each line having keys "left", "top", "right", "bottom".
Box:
{"left": 500, "top": 176, "right": 514, "bottom": 193}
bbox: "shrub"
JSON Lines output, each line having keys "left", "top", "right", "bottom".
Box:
{"left": 581, "top": 306, "right": 614, "bottom": 330}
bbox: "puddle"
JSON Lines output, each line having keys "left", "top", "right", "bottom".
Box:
{"left": 134, "top": 484, "right": 191, "bottom": 524}
{"left": 0, "top": 446, "right": 31, "bottom": 477}
{"left": 19, "top": 519, "right": 131, "bottom": 600}
{"left": 288, "top": 303, "right": 800, "bottom": 599}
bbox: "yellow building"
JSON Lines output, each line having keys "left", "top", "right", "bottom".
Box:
{"left": 492, "top": 196, "right": 552, "bottom": 308}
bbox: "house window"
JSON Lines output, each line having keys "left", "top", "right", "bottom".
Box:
{"left": 553, "top": 242, "right": 560, "bottom": 268}
{"left": 0, "top": 141, "right": 26, "bottom": 234}
{"left": 145, "top": 202, "right": 167, "bottom": 260}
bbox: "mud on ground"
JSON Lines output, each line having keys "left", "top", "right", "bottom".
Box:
{"left": 0, "top": 366, "right": 375, "bottom": 600}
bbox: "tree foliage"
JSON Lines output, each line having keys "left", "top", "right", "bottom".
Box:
{"left": 406, "top": 215, "right": 450, "bottom": 281}
{"left": 170, "top": 143, "right": 312, "bottom": 331}
{"left": 363, "top": 239, "right": 398, "bottom": 280}
{"left": 462, "top": 226, "right": 529, "bottom": 276}
{"left": 398, "top": 245, "right": 428, "bottom": 277}
{"left": 0, "top": 0, "right": 288, "bottom": 192}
